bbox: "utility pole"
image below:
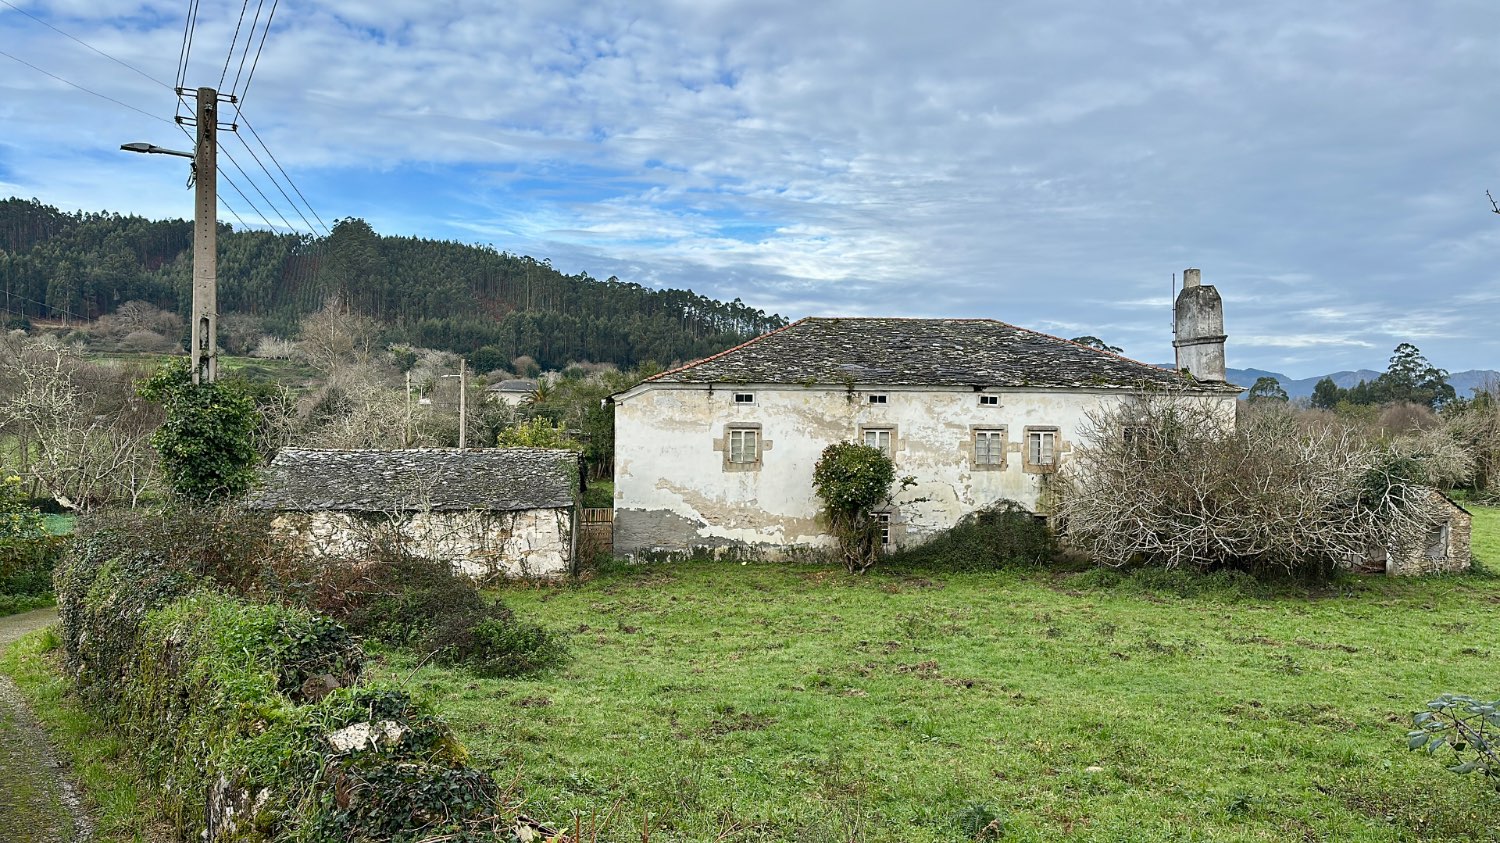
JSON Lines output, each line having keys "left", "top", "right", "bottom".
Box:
{"left": 404, "top": 371, "right": 413, "bottom": 447}
{"left": 441, "top": 359, "right": 468, "bottom": 450}
{"left": 122, "top": 85, "right": 234, "bottom": 385}
{"left": 190, "top": 86, "right": 218, "bottom": 384}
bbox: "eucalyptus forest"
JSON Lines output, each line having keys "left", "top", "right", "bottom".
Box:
{"left": 0, "top": 197, "right": 785, "bottom": 370}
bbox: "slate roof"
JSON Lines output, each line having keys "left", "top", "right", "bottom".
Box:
{"left": 486, "top": 379, "right": 536, "bottom": 393}
{"left": 246, "top": 448, "right": 578, "bottom": 513}
{"left": 644, "top": 317, "right": 1239, "bottom": 392}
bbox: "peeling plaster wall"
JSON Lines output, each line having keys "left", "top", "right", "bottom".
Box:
{"left": 270, "top": 508, "right": 573, "bottom": 579}
{"left": 614, "top": 384, "right": 1235, "bottom": 556}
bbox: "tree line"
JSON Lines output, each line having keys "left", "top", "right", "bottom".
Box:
{"left": 0, "top": 198, "right": 786, "bottom": 370}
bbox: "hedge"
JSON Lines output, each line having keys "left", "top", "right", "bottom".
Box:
{"left": 56, "top": 520, "right": 558, "bottom": 842}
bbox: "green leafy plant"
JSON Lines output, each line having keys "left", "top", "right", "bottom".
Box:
{"left": 887, "top": 499, "right": 1056, "bottom": 571}
{"left": 812, "top": 441, "right": 904, "bottom": 574}
{"left": 0, "top": 474, "right": 45, "bottom": 538}
{"left": 136, "top": 359, "right": 261, "bottom": 502}
{"left": 495, "top": 416, "right": 582, "bottom": 450}
{"left": 1408, "top": 693, "right": 1499, "bottom": 789}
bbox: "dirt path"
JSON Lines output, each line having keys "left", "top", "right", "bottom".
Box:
{"left": 0, "top": 607, "right": 94, "bottom": 842}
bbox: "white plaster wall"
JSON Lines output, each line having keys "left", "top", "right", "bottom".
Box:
{"left": 613, "top": 384, "right": 1235, "bottom": 555}
{"left": 271, "top": 508, "right": 573, "bottom": 579}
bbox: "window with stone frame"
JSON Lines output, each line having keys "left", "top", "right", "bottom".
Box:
{"left": 1024, "top": 426, "right": 1058, "bottom": 471}
{"left": 727, "top": 426, "right": 760, "bottom": 467}
{"left": 875, "top": 510, "right": 893, "bottom": 545}
{"left": 862, "top": 427, "right": 894, "bottom": 457}
{"left": 973, "top": 427, "right": 1007, "bottom": 468}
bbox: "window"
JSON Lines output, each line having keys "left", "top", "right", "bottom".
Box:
{"left": 974, "top": 429, "right": 1006, "bottom": 466}
{"left": 1026, "top": 427, "right": 1057, "bottom": 470}
{"left": 863, "top": 427, "right": 893, "bottom": 456}
{"left": 728, "top": 428, "right": 759, "bottom": 464}
{"left": 733, "top": 392, "right": 755, "bottom": 404}
{"left": 978, "top": 395, "right": 999, "bottom": 406}
{"left": 875, "top": 511, "right": 892, "bottom": 545}
{"left": 867, "top": 394, "right": 888, "bottom": 404}
{"left": 1425, "top": 524, "right": 1450, "bottom": 560}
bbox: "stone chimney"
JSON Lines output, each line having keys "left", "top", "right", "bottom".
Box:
{"left": 1172, "top": 267, "right": 1226, "bottom": 381}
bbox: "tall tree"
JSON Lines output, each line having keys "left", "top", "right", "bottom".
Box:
{"left": 1376, "top": 343, "right": 1455, "bottom": 409}
{"left": 1247, "top": 376, "right": 1289, "bottom": 403}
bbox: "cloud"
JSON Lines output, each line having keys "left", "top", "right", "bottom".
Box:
{"left": 2, "top": 0, "right": 1499, "bottom": 377}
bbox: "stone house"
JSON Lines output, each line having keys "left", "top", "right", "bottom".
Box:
{"left": 247, "top": 447, "right": 579, "bottom": 579}
{"left": 1354, "top": 488, "right": 1473, "bottom": 576}
{"left": 609, "top": 269, "right": 1241, "bottom": 556}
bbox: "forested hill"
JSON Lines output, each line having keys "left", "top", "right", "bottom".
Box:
{"left": 0, "top": 197, "right": 786, "bottom": 369}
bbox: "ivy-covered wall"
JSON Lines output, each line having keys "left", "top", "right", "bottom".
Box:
{"left": 54, "top": 520, "right": 557, "bottom": 842}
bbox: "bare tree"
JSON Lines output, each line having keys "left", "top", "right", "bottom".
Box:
{"left": 1056, "top": 394, "right": 1437, "bottom": 574}
{"left": 296, "top": 298, "right": 382, "bottom": 374}
{"left": 0, "top": 333, "right": 160, "bottom": 508}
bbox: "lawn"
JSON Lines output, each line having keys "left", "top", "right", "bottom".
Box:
{"left": 372, "top": 508, "right": 1500, "bottom": 843}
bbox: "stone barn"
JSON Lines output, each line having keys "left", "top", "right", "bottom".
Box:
{"left": 248, "top": 448, "right": 579, "bottom": 579}
{"left": 1387, "top": 489, "right": 1473, "bottom": 576}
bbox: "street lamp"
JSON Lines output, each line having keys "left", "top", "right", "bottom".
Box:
{"left": 119, "top": 142, "right": 194, "bottom": 159}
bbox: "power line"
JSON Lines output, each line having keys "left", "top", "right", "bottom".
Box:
{"left": 174, "top": 0, "right": 200, "bottom": 119}
{"left": 0, "top": 0, "right": 171, "bottom": 90}
{"left": 218, "top": 142, "right": 301, "bottom": 234}
{"left": 235, "top": 0, "right": 278, "bottom": 111}
{"left": 229, "top": 0, "right": 267, "bottom": 98}
{"left": 0, "top": 48, "right": 172, "bottom": 125}
{"left": 233, "top": 130, "right": 320, "bottom": 235}
{"left": 238, "top": 115, "right": 329, "bottom": 236}
{"left": 218, "top": 0, "right": 252, "bottom": 91}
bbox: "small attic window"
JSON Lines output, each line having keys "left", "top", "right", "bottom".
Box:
{"left": 868, "top": 394, "right": 888, "bottom": 404}
{"left": 733, "top": 392, "right": 755, "bottom": 404}
{"left": 978, "top": 395, "right": 999, "bottom": 406}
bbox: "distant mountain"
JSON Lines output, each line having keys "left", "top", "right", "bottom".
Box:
{"left": 1223, "top": 368, "right": 1500, "bottom": 400}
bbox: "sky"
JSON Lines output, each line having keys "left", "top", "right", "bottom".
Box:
{"left": 2, "top": 0, "right": 1499, "bottom": 378}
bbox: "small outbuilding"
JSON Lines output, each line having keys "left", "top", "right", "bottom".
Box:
{"left": 247, "top": 448, "right": 579, "bottom": 579}
{"left": 485, "top": 379, "right": 537, "bottom": 407}
{"left": 1347, "top": 488, "right": 1472, "bottom": 576}
{"left": 1387, "top": 489, "right": 1473, "bottom": 576}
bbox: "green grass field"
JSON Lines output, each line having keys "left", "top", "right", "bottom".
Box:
{"left": 372, "top": 508, "right": 1500, "bottom": 842}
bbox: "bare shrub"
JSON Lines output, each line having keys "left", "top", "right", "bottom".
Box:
{"left": 1378, "top": 401, "right": 1440, "bottom": 436}
{"left": 118, "top": 328, "right": 178, "bottom": 353}
{"left": 251, "top": 335, "right": 298, "bottom": 359}
{"left": 1057, "top": 394, "right": 1437, "bottom": 575}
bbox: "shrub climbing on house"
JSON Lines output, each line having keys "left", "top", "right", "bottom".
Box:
{"left": 813, "top": 441, "right": 904, "bottom": 573}
{"left": 137, "top": 359, "right": 261, "bottom": 502}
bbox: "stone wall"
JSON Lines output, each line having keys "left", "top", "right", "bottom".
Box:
{"left": 1386, "top": 492, "right": 1472, "bottom": 577}
{"left": 270, "top": 507, "right": 573, "bottom": 579}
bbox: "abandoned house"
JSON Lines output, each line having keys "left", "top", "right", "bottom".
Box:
{"left": 1351, "top": 488, "right": 1473, "bottom": 576}
{"left": 247, "top": 447, "right": 579, "bottom": 578}
{"left": 609, "top": 269, "right": 1241, "bottom": 556}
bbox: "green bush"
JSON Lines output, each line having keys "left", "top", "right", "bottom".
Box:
{"left": 343, "top": 555, "right": 570, "bottom": 678}
{"left": 813, "top": 441, "right": 901, "bottom": 573}
{"left": 0, "top": 535, "right": 67, "bottom": 616}
{"left": 887, "top": 500, "right": 1057, "bottom": 571}
{"left": 54, "top": 524, "right": 543, "bottom": 841}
